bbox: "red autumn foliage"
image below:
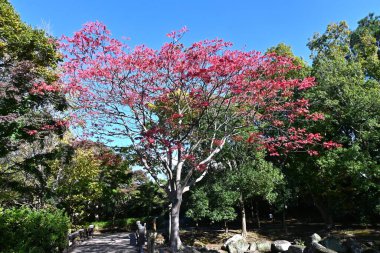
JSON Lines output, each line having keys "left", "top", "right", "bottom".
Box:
{"left": 60, "top": 22, "right": 336, "bottom": 195}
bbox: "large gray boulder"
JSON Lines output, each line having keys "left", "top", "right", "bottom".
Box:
{"left": 320, "top": 237, "right": 347, "bottom": 253}
{"left": 288, "top": 245, "right": 306, "bottom": 253}
{"left": 223, "top": 235, "right": 244, "bottom": 249}
{"left": 311, "top": 234, "right": 322, "bottom": 243}
{"left": 256, "top": 241, "right": 272, "bottom": 252}
{"left": 309, "top": 242, "right": 338, "bottom": 253}
{"left": 183, "top": 247, "right": 201, "bottom": 253}
{"left": 272, "top": 240, "right": 292, "bottom": 252}
{"left": 363, "top": 250, "right": 380, "bottom": 253}
{"left": 249, "top": 242, "right": 257, "bottom": 252}
{"left": 344, "top": 238, "right": 363, "bottom": 253}
{"left": 224, "top": 235, "right": 250, "bottom": 253}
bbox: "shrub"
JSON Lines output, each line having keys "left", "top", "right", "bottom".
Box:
{"left": 91, "top": 217, "right": 147, "bottom": 231}
{"left": 0, "top": 207, "right": 70, "bottom": 253}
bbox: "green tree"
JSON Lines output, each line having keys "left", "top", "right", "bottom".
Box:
{"left": 219, "top": 145, "right": 284, "bottom": 237}
{"left": 289, "top": 17, "right": 380, "bottom": 226}
{"left": 0, "top": 0, "right": 67, "bottom": 207}
{"left": 55, "top": 147, "right": 103, "bottom": 223}
{"left": 126, "top": 170, "right": 167, "bottom": 218}
{"left": 186, "top": 173, "right": 238, "bottom": 234}
{"left": 186, "top": 148, "right": 283, "bottom": 236}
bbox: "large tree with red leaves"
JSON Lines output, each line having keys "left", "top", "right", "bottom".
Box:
{"left": 60, "top": 22, "right": 331, "bottom": 250}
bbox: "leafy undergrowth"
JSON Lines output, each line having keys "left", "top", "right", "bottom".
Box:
{"left": 72, "top": 217, "right": 148, "bottom": 232}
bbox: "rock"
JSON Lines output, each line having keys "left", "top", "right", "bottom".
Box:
{"left": 158, "top": 247, "right": 172, "bottom": 253}
{"left": 363, "top": 250, "right": 380, "bottom": 253}
{"left": 183, "top": 246, "right": 201, "bottom": 253}
{"left": 320, "top": 237, "right": 346, "bottom": 253}
{"left": 224, "top": 234, "right": 249, "bottom": 253}
{"left": 311, "top": 234, "right": 322, "bottom": 243}
{"left": 249, "top": 242, "right": 257, "bottom": 252}
{"left": 227, "top": 240, "right": 250, "bottom": 253}
{"left": 363, "top": 242, "right": 375, "bottom": 248}
{"left": 288, "top": 245, "right": 306, "bottom": 253}
{"left": 343, "top": 238, "right": 363, "bottom": 253}
{"left": 272, "top": 240, "right": 292, "bottom": 252}
{"left": 309, "top": 242, "right": 338, "bottom": 253}
{"left": 256, "top": 241, "right": 272, "bottom": 252}
{"left": 224, "top": 235, "right": 244, "bottom": 248}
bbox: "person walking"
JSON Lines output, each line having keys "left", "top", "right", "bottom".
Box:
{"left": 136, "top": 221, "right": 146, "bottom": 253}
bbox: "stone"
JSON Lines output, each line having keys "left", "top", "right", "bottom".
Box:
{"left": 311, "top": 234, "right": 322, "bottom": 243}
{"left": 223, "top": 234, "right": 250, "bottom": 253}
{"left": 362, "top": 250, "right": 380, "bottom": 253}
{"left": 183, "top": 246, "right": 201, "bottom": 253}
{"left": 272, "top": 240, "right": 292, "bottom": 252}
{"left": 249, "top": 242, "right": 257, "bottom": 252}
{"left": 256, "top": 241, "right": 272, "bottom": 252}
{"left": 288, "top": 245, "right": 306, "bottom": 253}
{"left": 364, "top": 242, "right": 374, "bottom": 248}
{"left": 227, "top": 239, "right": 250, "bottom": 253}
{"left": 344, "top": 238, "right": 363, "bottom": 253}
{"left": 309, "top": 242, "right": 338, "bottom": 253}
{"left": 158, "top": 247, "right": 172, "bottom": 253}
{"left": 224, "top": 235, "right": 245, "bottom": 248}
{"left": 320, "top": 237, "right": 347, "bottom": 253}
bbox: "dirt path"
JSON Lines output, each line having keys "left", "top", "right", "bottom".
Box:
{"left": 69, "top": 232, "right": 138, "bottom": 253}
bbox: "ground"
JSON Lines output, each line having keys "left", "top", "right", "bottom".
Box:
{"left": 68, "top": 232, "right": 137, "bottom": 253}
{"left": 179, "top": 220, "right": 380, "bottom": 251}
{"left": 67, "top": 221, "right": 380, "bottom": 252}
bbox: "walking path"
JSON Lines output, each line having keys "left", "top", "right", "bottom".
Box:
{"left": 69, "top": 232, "right": 138, "bottom": 253}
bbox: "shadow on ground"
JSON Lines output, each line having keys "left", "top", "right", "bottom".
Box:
{"left": 69, "top": 232, "right": 138, "bottom": 253}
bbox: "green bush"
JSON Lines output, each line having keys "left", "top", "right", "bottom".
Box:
{"left": 0, "top": 207, "right": 70, "bottom": 253}
{"left": 91, "top": 217, "right": 146, "bottom": 231}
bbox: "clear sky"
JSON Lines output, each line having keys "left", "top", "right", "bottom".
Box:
{"left": 10, "top": 0, "right": 380, "bottom": 63}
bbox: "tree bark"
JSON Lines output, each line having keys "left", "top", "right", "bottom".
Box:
{"left": 239, "top": 192, "right": 247, "bottom": 237}
{"left": 224, "top": 221, "right": 229, "bottom": 234}
{"left": 282, "top": 206, "right": 288, "bottom": 234}
{"left": 255, "top": 200, "right": 261, "bottom": 229}
{"left": 311, "top": 194, "right": 334, "bottom": 229}
{"left": 170, "top": 192, "right": 183, "bottom": 251}
{"left": 168, "top": 203, "right": 172, "bottom": 240}
{"left": 250, "top": 200, "right": 255, "bottom": 225}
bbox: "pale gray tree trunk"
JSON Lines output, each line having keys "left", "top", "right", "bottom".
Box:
{"left": 239, "top": 192, "right": 247, "bottom": 237}
{"left": 170, "top": 192, "right": 183, "bottom": 251}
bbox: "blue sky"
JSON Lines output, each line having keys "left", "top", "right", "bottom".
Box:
{"left": 10, "top": 1, "right": 380, "bottom": 63}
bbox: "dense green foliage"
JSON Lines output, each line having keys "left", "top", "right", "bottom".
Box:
{"left": 90, "top": 217, "right": 148, "bottom": 231}
{"left": 186, "top": 149, "right": 283, "bottom": 231}
{"left": 302, "top": 15, "right": 380, "bottom": 224}
{"left": 0, "top": 207, "right": 70, "bottom": 253}
{"left": 0, "top": 0, "right": 67, "bottom": 207}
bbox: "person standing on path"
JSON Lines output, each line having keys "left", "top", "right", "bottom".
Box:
{"left": 136, "top": 221, "right": 146, "bottom": 253}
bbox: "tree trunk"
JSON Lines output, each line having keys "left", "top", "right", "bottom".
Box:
{"left": 168, "top": 203, "right": 172, "bottom": 240}
{"left": 311, "top": 194, "right": 334, "bottom": 229}
{"left": 224, "top": 221, "right": 229, "bottom": 234}
{"left": 170, "top": 193, "right": 183, "bottom": 251}
{"left": 239, "top": 192, "right": 247, "bottom": 237}
{"left": 147, "top": 218, "right": 157, "bottom": 253}
{"left": 250, "top": 200, "right": 255, "bottom": 225}
{"left": 255, "top": 200, "right": 261, "bottom": 229}
{"left": 282, "top": 206, "right": 288, "bottom": 234}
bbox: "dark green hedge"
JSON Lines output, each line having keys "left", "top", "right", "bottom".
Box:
{"left": 91, "top": 217, "right": 144, "bottom": 231}
{"left": 0, "top": 207, "right": 70, "bottom": 253}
